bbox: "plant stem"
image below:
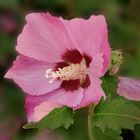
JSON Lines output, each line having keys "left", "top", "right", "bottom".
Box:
{"left": 88, "top": 105, "right": 95, "bottom": 140}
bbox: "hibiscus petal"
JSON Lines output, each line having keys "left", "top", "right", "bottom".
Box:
{"left": 89, "top": 53, "right": 104, "bottom": 77}
{"left": 26, "top": 94, "right": 62, "bottom": 122}
{"left": 74, "top": 76, "right": 105, "bottom": 109}
{"left": 61, "top": 15, "right": 110, "bottom": 75}
{"left": 5, "top": 55, "right": 62, "bottom": 95}
{"left": 26, "top": 87, "right": 83, "bottom": 122}
{"left": 117, "top": 77, "right": 140, "bottom": 101}
{"left": 100, "top": 37, "right": 110, "bottom": 75}
{"left": 16, "top": 13, "right": 75, "bottom": 62}
{"left": 57, "top": 88, "right": 84, "bottom": 108}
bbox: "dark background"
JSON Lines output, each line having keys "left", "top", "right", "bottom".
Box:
{"left": 0, "top": 0, "right": 140, "bottom": 139}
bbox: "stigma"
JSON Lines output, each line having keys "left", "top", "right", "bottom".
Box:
{"left": 45, "top": 59, "right": 89, "bottom": 84}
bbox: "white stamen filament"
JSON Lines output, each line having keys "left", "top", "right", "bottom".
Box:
{"left": 45, "top": 59, "right": 88, "bottom": 84}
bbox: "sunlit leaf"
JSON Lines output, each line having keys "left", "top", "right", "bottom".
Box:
{"left": 23, "top": 106, "right": 74, "bottom": 130}
{"left": 93, "top": 96, "right": 140, "bottom": 132}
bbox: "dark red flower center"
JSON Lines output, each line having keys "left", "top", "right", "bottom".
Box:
{"left": 46, "top": 49, "right": 92, "bottom": 91}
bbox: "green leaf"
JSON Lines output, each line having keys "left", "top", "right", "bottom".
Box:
{"left": 93, "top": 96, "right": 140, "bottom": 132}
{"left": 93, "top": 127, "right": 123, "bottom": 140}
{"left": 134, "top": 124, "right": 140, "bottom": 140}
{"left": 102, "top": 74, "right": 118, "bottom": 96}
{"left": 23, "top": 106, "right": 74, "bottom": 130}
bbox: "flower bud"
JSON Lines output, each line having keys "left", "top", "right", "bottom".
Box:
{"left": 108, "top": 50, "right": 123, "bottom": 75}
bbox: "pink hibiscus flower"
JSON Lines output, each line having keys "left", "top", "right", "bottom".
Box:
{"left": 117, "top": 77, "right": 140, "bottom": 101}
{"left": 5, "top": 13, "right": 110, "bottom": 122}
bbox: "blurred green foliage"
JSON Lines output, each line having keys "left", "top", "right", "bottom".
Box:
{"left": 0, "top": 0, "right": 140, "bottom": 139}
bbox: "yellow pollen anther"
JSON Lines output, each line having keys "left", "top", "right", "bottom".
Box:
{"left": 45, "top": 59, "right": 88, "bottom": 84}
